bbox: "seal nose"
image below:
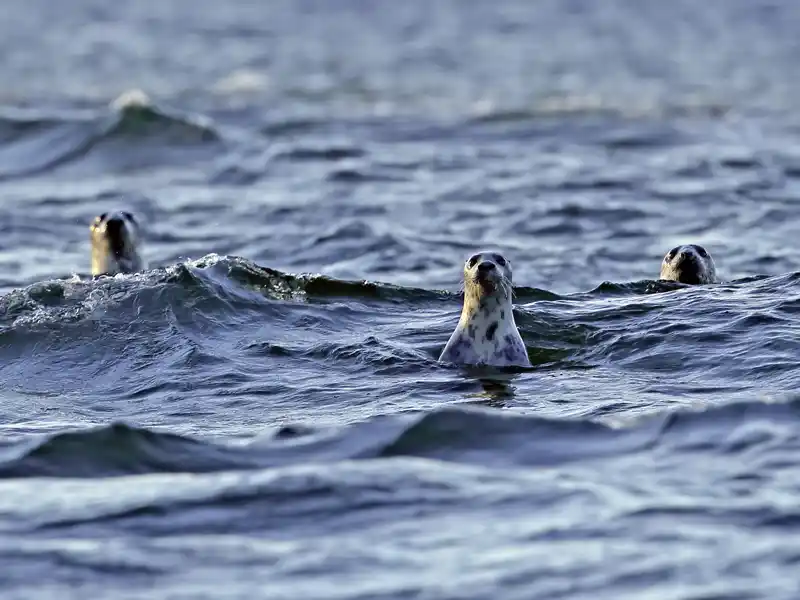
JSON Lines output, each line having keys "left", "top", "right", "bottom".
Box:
{"left": 105, "top": 217, "right": 125, "bottom": 235}
{"left": 477, "top": 261, "right": 496, "bottom": 274}
{"left": 104, "top": 216, "right": 128, "bottom": 256}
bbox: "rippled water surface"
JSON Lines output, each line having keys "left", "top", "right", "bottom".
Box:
{"left": 4, "top": 1, "right": 800, "bottom": 598}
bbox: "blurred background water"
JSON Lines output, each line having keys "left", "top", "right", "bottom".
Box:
{"left": 3, "top": 1, "right": 800, "bottom": 598}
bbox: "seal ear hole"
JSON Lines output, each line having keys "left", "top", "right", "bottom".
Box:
{"left": 467, "top": 255, "right": 480, "bottom": 269}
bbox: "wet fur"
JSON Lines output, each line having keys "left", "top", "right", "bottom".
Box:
{"left": 90, "top": 211, "right": 145, "bottom": 276}
{"left": 439, "top": 251, "right": 530, "bottom": 367}
{"left": 659, "top": 244, "right": 717, "bottom": 285}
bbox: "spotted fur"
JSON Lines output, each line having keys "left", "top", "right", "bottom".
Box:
{"left": 439, "top": 250, "right": 531, "bottom": 367}
{"left": 659, "top": 244, "right": 717, "bottom": 285}
{"left": 90, "top": 211, "right": 145, "bottom": 276}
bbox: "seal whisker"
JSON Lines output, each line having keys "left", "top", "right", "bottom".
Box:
{"left": 501, "top": 276, "right": 515, "bottom": 299}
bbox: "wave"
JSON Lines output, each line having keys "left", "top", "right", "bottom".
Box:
{"left": 4, "top": 397, "right": 800, "bottom": 480}
{"left": 0, "top": 423, "right": 261, "bottom": 478}
{"left": 2, "top": 256, "right": 798, "bottom": 417}
{"left": 0, "top": 91, "right": 221, "bottom": 179}
{"left": 1, "top": 255, "right": 797, "bottom": 362}
{"left": 0, "top": 254, "right": 458, "bottom": 330}
{"left": 104, "top": 90, "right": 219, "bottom": 144}
{"left": 0, "top": 252, "right": 706, "bottom": 332}
{"left": 466, "top": 96, "right": 731, "bottom": 124}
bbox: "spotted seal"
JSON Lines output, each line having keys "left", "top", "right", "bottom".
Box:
{"left": 659, "top": 244, "right": 717, "bottom": 285}
{"left": 90, "top": 211, "right": 145, "bottom": 276}
{"left": 439, "top": 250, "right": 531, "bottom": 367}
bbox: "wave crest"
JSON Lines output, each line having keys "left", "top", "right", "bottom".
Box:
{"left": 0, "top": 94, "right": 220, "bottom": 179}
{"left": 4, "top": 398, "right": 800, "bottom": 479}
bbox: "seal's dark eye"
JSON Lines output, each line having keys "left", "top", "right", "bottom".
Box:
{"left": 694, "top": 245, "right": 708, "bottom": 258}
{"left": 494, "top": 254, "right": 507, "bottom": 267}
{"left": 467, "top": 255, "right": 480, "bottom": 269}
{"left": 667, "top": 247, "right": 679, "bottom": 261}
{"left": 98, "top": 212, "right": 108, "bottom": 222}
{"left": 122, "top": 211, "right": 135, "bottom": 223}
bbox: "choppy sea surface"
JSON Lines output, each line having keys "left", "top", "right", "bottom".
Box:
{"left": 4, "top": 1, "right": 800, "bottom": 598}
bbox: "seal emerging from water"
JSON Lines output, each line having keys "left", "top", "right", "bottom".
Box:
{"left": 439, "top": 250, "right": 531, "bottom": 367}
{"left": 90, "top": 211, "right": 145, "bottom": 276}
{"left": 659, "top": 244, "right": 717, "bottom": 285}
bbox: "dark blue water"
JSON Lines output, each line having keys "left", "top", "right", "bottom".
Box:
{"left": 3, "top": 1, "right": 800, "bottom": 598}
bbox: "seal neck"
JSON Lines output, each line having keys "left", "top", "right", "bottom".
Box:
{"left": 460, "top": 289, "right": 515, "bottom": 332}
{"left": 91, "top": 246, "right": 142, "bottom": 276}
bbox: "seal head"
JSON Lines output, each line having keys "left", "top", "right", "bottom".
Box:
{"left": 438, "top": 250, "right": 531, "bottom": 367}
{"left": 659, "top": 244, "right": 717, "bottom": 285}
{"left": 90, "top": 211, "right": 145, "bottom": 276}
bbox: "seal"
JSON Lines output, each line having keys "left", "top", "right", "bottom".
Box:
{"left": 659, "top": 244, "right": 717, "bottom": 285}
{"left": 90, "top": 211, "right": 145, "bottom": 276}
{"left": 439, "top": 250, "right": 531, "bottom": 367}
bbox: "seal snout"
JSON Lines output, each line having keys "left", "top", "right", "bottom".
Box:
{"left": 659, "top": 243, "right": 717, "bottom": 285}
{"left": 669, "top": 250, "right": 702, "bottom": 284}
{"left": 104, "top": 216, "right": 129, "bottom": 257}
{"left": 475, "top": 259, "right": 501, "bottom": 291}
{"left": 674, "top": 250, "right": 699, "bottom": 270}
{"left": 477, "top": 260, "right": 496, "bottom": 274}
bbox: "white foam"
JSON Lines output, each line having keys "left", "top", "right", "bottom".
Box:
{"left": 212, "top": 69, "right": 269, "bottom": 94}
{"left": 110, "top": 89, "right": 152, "bottom": 111}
